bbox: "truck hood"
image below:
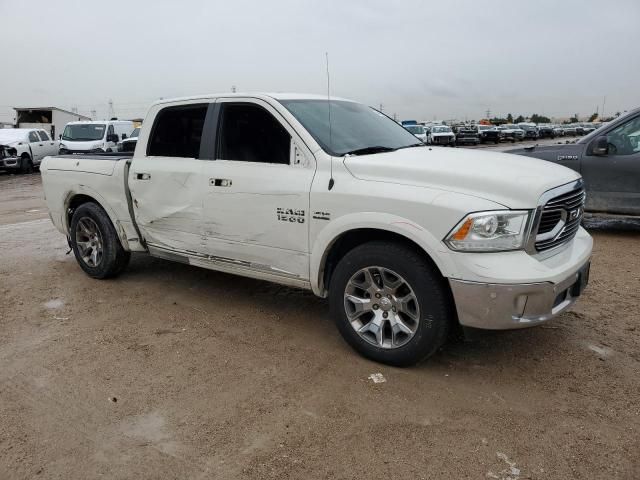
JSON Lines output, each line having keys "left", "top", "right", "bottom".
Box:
{"left": 343, "top": 146, "right": 580, "bottom": 208}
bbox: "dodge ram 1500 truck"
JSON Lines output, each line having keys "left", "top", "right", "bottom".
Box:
{"left": 41, "top": 93, "right": 593, "bottom": 366}
{"left": 509, "top": 107, "right": 640, "bottom": 217}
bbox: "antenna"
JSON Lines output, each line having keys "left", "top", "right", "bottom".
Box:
{"left": 326, "top": 52, "right": 335, "bottom": 191}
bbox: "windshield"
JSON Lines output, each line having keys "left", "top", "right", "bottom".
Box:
{"left": 477, "top": 125, "right": 491, "bottom": 131}
{"left": 279, "top": 100, "right": 420, "bottom": 156}
{"left": 405, "top": 125, "right": 424, "bottom": 134}
{"left": 62, "top": 124, "right": 106, "bottom": 141}
{"left": 0, "top": 129, "right": 28, "bottom": 143}
{"left": 519, "top": 124, "right": 535, "bottom": 131}
{"left": 505, "top": 124, "right": 518, "bottom": 129}
{"left": 431, "top": 126, "right": 451, "bottom": 133}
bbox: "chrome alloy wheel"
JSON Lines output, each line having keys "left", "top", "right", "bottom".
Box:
{"left": 75, "top": 217, "right": 104, "bottom": 267}
{"left": 344, "top": 266, "right": 420, "bottom": 349}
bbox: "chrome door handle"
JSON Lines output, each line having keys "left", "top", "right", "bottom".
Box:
{"left": 136, "top": 173, "right": 151, "bottom": 180}
{"left": 210, "top": 178, "right": 232, "bottom": 187}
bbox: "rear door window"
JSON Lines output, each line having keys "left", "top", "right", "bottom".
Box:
{"left": 28, "top": 131, "right": 40, "bottom": 142}
{"left": 147, "top": 104, "right": 208, "bottom": 158}
{"left": 38, "top": 131, "right": 50, "bottom": 141}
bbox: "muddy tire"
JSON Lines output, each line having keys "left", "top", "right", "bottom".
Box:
{"left": 70, "top": 202, "right": 130, "bottom": 279}
{"left": 21, "top": 154, "right": 33, "bottom": 174}
{"left": 329, "top": 241, "right": 452, "bottom": 366}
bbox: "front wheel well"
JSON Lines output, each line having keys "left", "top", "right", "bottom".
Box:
{"left": 321, "top": 229, "right": 445, "bottom": 292}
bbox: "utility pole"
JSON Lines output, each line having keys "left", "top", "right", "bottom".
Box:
{"left": 108, "top": 99, "right": 115, "bottom": 119}
{"left": 90, "top": 109, "right": 96, "bottom": 120}
{"left": 485, "top": 108, "right": 491, "bottom": 119}
{"left": 379, "top": 103, "right": 383, "bottom": 113}
{"left": 601, "top": 96, "right": 606, "bottom": 119}
{"left": 231, "top": 85, "right": 237, "bottom": 93}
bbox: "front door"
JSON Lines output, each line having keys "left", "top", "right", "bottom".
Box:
{"left": 582, "top": 113, "right": 640, "bottom": 216}
{"left": 127, "top": 102, "right": 210, "bottom": 253}
{"left": 200, "top": 98, "right": 316, "bottom": 282}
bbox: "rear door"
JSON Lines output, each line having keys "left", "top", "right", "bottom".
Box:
{"left": 27, "top": 131, "right": 46, "bottom": 163}
{"left": 37, "top": 130, "right": 57, "bottom": 157}
{"left": 199, "top": 98, "right": 316, "bottom": 281}
{"left": 581, "top": 113, "right": 640, "bottom": 215}
{"left": 127, "top": 102, "right": 210, "bottom": 254}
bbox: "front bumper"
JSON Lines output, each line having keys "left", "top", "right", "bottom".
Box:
{"left": 449, "top": 259, "right": 590, "bottom": 330}
{"left": 0, "top": 157, "right": 20, "bottom": 170}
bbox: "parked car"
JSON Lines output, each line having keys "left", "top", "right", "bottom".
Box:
{"left": 552, "top": 125, "right": 565, "bottom": 137}
{"left": 118, "top": 127, "right": 140, "bottom": 152}
{"left": 454, "top": 125, "right": 480, "bottom": 145}
{"left": 575, "top": 124, "right": 585, "bottom": 136}
{"left": 498, "top": 124, "right": 525, "bottom": 142}
{"left": 40, "top": 93, "right": 592, "bottom": 366}
{"left": 477, "top": 124, "right": 501, "bottom": 144}
{"left": 563, "top": 124, "right": 578, "bottom": 136}
{"left": 404, "top": 124, "right": 427, "bottom": 143}
{"left": 509, "top": 106, "right": 640, "bottom": 217}
{"left": 537, "top": 124, "right": 556, "bottom": 139}
{"left": 518, "top": 123, "right": 539, "bottom": 140}
{"left": 59, "top": 120, "right": 135, "bottom": 154}
{"left": 427, "top": 125, "right": 456, "bottom": 146}
{"left": 582, "top": 123, "right": 596, "bottom": 135}
{"left": 0, "top": 128, "right": 59, "bottom": 173}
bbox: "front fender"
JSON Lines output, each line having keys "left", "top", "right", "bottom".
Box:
{"left": 309, "top": 212, "right": 456, "bottom": 296}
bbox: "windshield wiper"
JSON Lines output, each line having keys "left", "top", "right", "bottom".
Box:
{"left": 342, "top": 146, "right": 397, "bottom": 156}
{"left": 395, "top": 143, "right": 426, "bottom": 150}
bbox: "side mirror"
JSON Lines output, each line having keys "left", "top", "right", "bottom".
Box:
{"left": 122, "top": 133, "right": 127, "bottom": 140}
{"left": 592, "top": 135, "right": 608, "bottom": 156}
{"left": 107, "top": 133, "right": 118, "bottom": 143}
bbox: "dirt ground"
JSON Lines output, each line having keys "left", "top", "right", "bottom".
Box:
{"left": 0, "top": 172, "right": 638, "bottom": 480}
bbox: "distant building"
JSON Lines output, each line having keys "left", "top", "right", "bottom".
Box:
{"left": 13, "top": 107, "right": 91, "bottom": 140}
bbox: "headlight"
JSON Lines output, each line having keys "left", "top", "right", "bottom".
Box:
{"left": 445, "top": 210, "right": 531, "bottom": 252}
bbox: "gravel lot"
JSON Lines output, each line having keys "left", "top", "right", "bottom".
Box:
{"left": 1, "top": 166, "right": 638, "bottom": 479}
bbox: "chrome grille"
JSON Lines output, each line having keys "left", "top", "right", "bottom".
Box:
{"left": 535, "top": 185, "right": 585, "bottom": 252}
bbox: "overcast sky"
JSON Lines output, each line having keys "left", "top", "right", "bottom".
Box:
{"left": 1, "top": 0, "right": 638, "bottom": 122}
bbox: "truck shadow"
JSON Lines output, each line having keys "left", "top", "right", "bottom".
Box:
{"left": 122, "top": 254, "right": 583, "bottom": 370}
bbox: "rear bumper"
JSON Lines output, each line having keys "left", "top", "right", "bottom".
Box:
{"left": 449, "top": 259, "right": 590, "bottom": 330}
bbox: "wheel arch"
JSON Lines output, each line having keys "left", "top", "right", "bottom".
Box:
{"left": 64, "top": 188, "right": 130, "bottom": 251}
{"left": 310, "top": 214, "right": 455, "bottom": 297}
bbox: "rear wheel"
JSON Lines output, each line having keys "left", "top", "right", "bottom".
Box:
{"left": 70, "top": 202, "right": 130, "bottom": 279}
{"left": 329, "top": 241, "right": 451, "bottom": 366}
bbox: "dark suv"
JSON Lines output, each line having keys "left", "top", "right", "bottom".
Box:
{"left": 518, "top": 123, "right": 539, "bottom": 140}
{"left": 454, "top": 125, "right": 480, "bottom": 146}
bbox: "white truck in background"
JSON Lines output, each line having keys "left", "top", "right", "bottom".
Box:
{"left": 0, "top": 128, "right": 58, "bottom": 173}
{"left": 40, "top": 93, "right": 592, "bottom": 366}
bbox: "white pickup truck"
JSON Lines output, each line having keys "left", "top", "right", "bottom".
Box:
{"left": 41, "top": 93, "right": 593, "bottom": 366}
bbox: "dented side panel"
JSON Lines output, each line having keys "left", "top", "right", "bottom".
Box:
{"left": 127, "top": 156, "right": 205, "bottom": 253}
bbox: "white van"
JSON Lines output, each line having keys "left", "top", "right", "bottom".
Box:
{"left": 58, "top": 120, "right": 135, "bottom": 154}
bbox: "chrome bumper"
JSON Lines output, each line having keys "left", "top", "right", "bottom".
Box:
{"left": 449, "top": 260, "right": 590, "bottom": 330}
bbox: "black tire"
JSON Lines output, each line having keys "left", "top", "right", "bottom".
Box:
{"left": 20, "top": 154, "right": 33, "bottom": 174}
{"left": 329, "top": 241, "right": 452, "bottom": 366}
{"left": 69, "top": 202, "right": 130, "bottom": 279}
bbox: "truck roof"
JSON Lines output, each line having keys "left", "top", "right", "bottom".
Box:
{"left": 151, "top": 92, "right": 355, "bottom": 107}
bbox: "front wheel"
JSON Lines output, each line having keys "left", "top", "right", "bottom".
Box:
{"left": 20, "top": 155, "right": 33, "bottom": 174}
{"left": 329, "top": 241, "right": 452, "bottom": 366}
{"left": 70, "top": 202, "right": 131, "bottom": 279}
